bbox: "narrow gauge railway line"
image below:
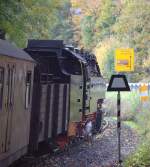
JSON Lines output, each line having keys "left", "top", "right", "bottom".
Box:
{"left": 10, "top": 119, "right": 139, "bottom": 167}
{"left": 9, "top": 119, "right": 109, "bottom": 167}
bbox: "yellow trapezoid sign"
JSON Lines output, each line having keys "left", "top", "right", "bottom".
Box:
{"left": 115, "top": 48, "right": 134, "bottom": 72}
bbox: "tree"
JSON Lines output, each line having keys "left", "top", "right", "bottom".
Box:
{"left": 50, "top": 0, "right": 74, "bottom": 44}
{"left": 113, "top": 0, "right": 150, "bottom": 80}
{"left": 0, "top": 0, "right": 72, "bottom": 47}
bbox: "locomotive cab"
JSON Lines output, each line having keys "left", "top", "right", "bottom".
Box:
{"left": 60, "top": 48, "right": 87, "bottom": 122}
{"left": 25, "top": 40, "right": 105, "bottom": 152}
{"left": 57, "top": 47, "right": 106, "bottom": 136}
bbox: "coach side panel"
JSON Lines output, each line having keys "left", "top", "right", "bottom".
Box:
{"left": 0, "top": 55, "right": 34, "bottom": 167}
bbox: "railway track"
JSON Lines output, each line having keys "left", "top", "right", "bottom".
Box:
{"left": 10, "top": 119, "right": 109, "bottom": 167}
{"left": 10, "top": 118, "right": 139, "bottom": 167}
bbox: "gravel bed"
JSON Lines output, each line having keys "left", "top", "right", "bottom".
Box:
{"left": 11, "top": 120, "right": 139, "bottom": 167}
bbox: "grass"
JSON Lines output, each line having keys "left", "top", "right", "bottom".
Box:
{"left": 108, "top": 116, "right": 139, "bottom": 130}
{"left": 104, "top": 91, "right": 141, "bottom": 121}
{"left": 123, "top": 120, "right": 139, "bottom": 130}
{"left": 105, "top": 90, "right": 150, "bottom": 167}
{"left": 124, "top": 141, "right": 150, "bottom": 167}
{"left": 110, "top": 116, "right": 117, "bottom": 121}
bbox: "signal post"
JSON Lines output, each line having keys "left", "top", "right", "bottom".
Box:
{"left": 107, "top": 48, "right": 134, "bottom": 166}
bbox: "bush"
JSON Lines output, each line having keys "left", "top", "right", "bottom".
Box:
{"left": 135, "top": 103, "right": 150, "bottom": 139}
{"left": 105, "top": 90, "right": 150, "bottom": 167}
{"left": 124, "top": 103, "right": 150, "bottom": 167}
{"left": 104, "top": 91, "right": 140, "bottom": 121}
{"left": 124, "top": 141, "right": 150, "bottom": 167}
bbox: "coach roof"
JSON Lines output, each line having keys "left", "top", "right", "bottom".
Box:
{"left": 0, "top": 39, "right": 34, "bottom": 62}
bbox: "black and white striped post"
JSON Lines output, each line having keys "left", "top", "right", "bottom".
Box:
{"left": 117, "top": 91, "right": 122, "bottom": 166}
{"left": 107, "top": 75, "right": 130, "bottom": 166}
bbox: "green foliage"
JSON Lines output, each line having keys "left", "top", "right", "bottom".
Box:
{"left": 80, "top": 16, "right": 95, "bottom": 50}
{"left": 123, "top": 120, "right": 139, "bottom": 130}
{"left": 95, "top": 0, "right": 117, "bottom": 41}
{"left": 50, "top": 0, "right": 74, "bottom": 44}
{"left": 135, "top": 104, "right": 150, "bottom": 139}
{"left": 105, "top": 91, "right": 140, "bottom": 121}
{"left": 124, "top": 141, "right": 150, "bottom": 167}
{"left": 78, "top": 0, "right": 118, "bottom": 50}
{"left": 1, "top": 0, "right": 149, "bottom": 81}
{"left": 71, "top": 0, "right": 150, "bottom": 81}
{"left": 113, "top": 0, "right": 150, "bottom": 80}
{"left": 106, "top": 92, "right": 150, "bottom": 167}
{"left": 0, "top": 0, "right": 73, "bottom": 47}
{"left": 103, "top": 49, "right": 115, "bottom": 78}
{"left": 124, "top": 104, "right": 150, "bottom": 167}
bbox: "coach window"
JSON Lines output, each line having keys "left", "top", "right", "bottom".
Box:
{"left": 0, "top": 67, "right": 4, "bottom": 111}
{"left": 25, "top": 71, "right": 32, "bottom": 109}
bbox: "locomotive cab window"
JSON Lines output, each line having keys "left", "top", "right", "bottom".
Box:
{"left": 61, "top": 58, "right": 82, "bottom": 75}
{"left": 88, "top": 60, "right": 102, "bottom": 77}
{"left": 25, "top": 71, "right": 32, "bottom": 109}
{"left": 0, "top": 67, "right": 4, "bottom": 111}
{"left": 96, "top": 63, "right": 102, "bottom": 77}
{"left": 40, "top": 73, "right": 52, "bottom": 84}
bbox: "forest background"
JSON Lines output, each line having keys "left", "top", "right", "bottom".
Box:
{"left": 0, "top": 0, "right": 149, "bottom": 81}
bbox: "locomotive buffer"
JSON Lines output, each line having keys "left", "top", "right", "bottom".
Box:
{"left": 107, "top": 75, "right": 130, "bottom": 166}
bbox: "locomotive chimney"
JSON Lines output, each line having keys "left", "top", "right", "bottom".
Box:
{"left": 0, "top": 29, "right": 5, "bottom": 40}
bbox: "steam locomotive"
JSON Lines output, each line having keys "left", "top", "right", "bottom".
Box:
{"left": 0, "top": 39, "right": 106, "bottom": 167}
